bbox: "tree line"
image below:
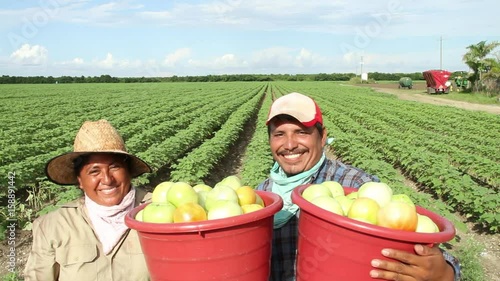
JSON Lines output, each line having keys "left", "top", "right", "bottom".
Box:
{"left": 0, "top": 72, "right": 427, "bottom": 84}
{"left": 2, "top": 41, "right": 497, "bottom": 94}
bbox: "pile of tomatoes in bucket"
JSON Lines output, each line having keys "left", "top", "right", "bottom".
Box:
{"left": 136, "top": 175, "right": 266, "bottom": 223}
{"left": 301, "top": 181, "right": 438, "bottom": 233}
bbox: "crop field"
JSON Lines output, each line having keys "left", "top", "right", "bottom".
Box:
{"left": 0, "top": 81, "right": 499, "bottom": 280}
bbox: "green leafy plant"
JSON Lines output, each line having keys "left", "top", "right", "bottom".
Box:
{"left": 2, "top": 271, "right": 23, "bottom": 281}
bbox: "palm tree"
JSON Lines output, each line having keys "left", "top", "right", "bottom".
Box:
{"left": 462, "top": 40, "right": 500, "bottom": 91}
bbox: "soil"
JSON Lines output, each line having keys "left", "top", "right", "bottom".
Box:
{"left": 355, "top": 82, "right": 500, "bottom": 115}
{"left": 1, "top": 86, "right": 499, "bottom": 280}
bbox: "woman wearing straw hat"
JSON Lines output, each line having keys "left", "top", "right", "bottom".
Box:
{"left": 24, "top": 120, "right": 152, "bottom": 281}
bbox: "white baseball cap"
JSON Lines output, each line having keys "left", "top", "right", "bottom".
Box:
{"left": 266, "top": 92, "right": 323, "bottom": 127}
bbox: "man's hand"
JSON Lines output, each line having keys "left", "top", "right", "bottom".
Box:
{"left": 369, "top": 244, "right": 455, "bottom": 280}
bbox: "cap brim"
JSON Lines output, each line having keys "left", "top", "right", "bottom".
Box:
{"left": 266, "top": 113, "right": 318, "bottom": 127}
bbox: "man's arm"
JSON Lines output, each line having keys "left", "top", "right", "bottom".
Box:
{"left": 442, "top": 247, "right": 461, "bottom": 281}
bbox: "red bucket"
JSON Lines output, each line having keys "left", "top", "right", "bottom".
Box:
{"left": 291, "top": 184, "right": 456, "bottom": 281}
{"left": 125, "top": 190, "right": 283, "bottom": 281}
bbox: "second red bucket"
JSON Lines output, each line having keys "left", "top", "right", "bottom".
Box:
{"left": 291, "top": 184, "right": 456, "bottom": 281}
{"left": 125, "top": 190, "right": 283, "bottom": 281}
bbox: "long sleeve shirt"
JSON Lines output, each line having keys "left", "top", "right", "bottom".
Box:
{"left": 24, "top": 188, "right": 151, "bottom": 281}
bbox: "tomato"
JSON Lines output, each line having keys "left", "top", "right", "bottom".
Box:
{"left": 142, "top": 202, "right": 176, "bottom": 223}
{"left": 207, "top": 200, "right": 243, "bottom": 220}
{"left": 241, "top": 203, "right": 264, "bottom": 214}
{"left": 347, "top": 197, "right": 380, "bottom": 225}
{"left": 255, "top": 193, "right": 265, "bottom": 207}
{"left": 173, "top": 202, "right": 207, "bottom": 223}
{"left": 377, "top": 201, "right": 418, "bottom": 231}
{"left": 236, "top": 186, "right": 257, "bottom": 206}
{"left": 416, "top": 214, "right": 439, "bottom": 233}
{"left": 358, "top": 182, "right": 393, "bottom": 208}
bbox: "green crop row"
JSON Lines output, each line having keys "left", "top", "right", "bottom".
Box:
{"left": 271, "top": 82, "right": 499, "bottom": 232}
{"left": 0, "top": 82, "right": 265, "bottom": 231}
{"left": 334, "top": 95, "right": 499, "bottom": 188}
{"left": 170, "top": 87, "right": 264, "bottom": 184}
{"left": 1, "top": 81, "right": 495, "bottom": 281}
{"left": 239, "top": 84, "right": 279, "bottom": 187}
{"left": 328, "top": 98, "right": 498, "bottom": 231}
{"left": 133, "top": 86, "right": 259, "bottom": 185}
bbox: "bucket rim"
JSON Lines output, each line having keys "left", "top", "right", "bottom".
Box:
{"left": 291, "top": 184, "right": 456, "bottom": 244}
{"left": 125, "top": 190, "right": 283, "bottom": 233}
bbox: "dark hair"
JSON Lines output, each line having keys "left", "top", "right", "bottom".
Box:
{"left": 73, "top": 154, "right": 90, "bottom": 176}
{"left": 73, "top": 153, "right": 130, "bottom": 176}
{"left": 267, "top": 115, "right": 324, "bottom": 136}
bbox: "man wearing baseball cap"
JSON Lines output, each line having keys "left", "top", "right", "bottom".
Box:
{"left": 257, "top": 92, "right": 461, "bottom": 281}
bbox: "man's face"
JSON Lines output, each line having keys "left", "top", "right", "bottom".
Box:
{"left": 269, "top": 118, "right": 327, "bottom": 176}
{"left": 77, "top": 153, "right": 131, "bottom": 206}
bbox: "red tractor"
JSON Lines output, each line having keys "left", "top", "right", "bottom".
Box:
{"left": 422, "top": 70, "right": 452, "bottom": 94}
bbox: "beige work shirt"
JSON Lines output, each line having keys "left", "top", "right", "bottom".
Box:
{"left": 24, "top": 188, "right": 151, "bottom": 281}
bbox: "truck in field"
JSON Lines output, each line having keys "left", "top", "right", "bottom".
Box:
{"left": 422, "top": 70, "right": 452, "bottom": 94}
{"left": 453, "top": 72, "right": 470, "bottom": 92}
{"left": 398, "top": 77, "right": 413, "bottom": 89}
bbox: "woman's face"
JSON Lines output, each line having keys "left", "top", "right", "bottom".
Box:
{"left": 269, "top": 118, "right": 327, "bottom": 176}
{"left": 77, "top": 154, "right": 131, "bottom": 206}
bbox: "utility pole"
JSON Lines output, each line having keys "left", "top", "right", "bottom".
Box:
{"left": 360, "top": 56, "right": 364, "bottom": 77}
{"left": 440, "top": 36, "right": 443, "bottom": 70}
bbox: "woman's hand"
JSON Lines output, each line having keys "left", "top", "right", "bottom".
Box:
{"left": 369, "top": 244, "right": 455, "bottom": 281}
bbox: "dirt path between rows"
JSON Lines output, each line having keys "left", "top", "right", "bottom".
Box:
{"left": 357, "top": 83, "right": 500, "bottom": 115}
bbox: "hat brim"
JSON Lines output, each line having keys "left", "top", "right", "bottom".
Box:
{"left": 45, "top": 151, "right": 152, "bottom": 185}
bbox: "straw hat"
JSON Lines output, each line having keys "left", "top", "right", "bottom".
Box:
{"left": 45, "top": 119, "right": 152, "bottom": 185}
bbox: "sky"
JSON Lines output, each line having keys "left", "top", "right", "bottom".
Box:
{"left": 0, "top": 0, "right": 499, "bottom": 77}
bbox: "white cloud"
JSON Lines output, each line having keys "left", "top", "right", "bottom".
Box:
{"left": 341, "top": 46, "right": 471, "bottom": 74}
{"left": 342, "top": 52, "right": 356, "bottom": 65}
{"left": 139, "top": 10, "right": 171, "bottom": 21}
{"left": 10, "top": 44, "right": 48, "bottom": 65}
{"left": 97, "top": 53, "right": 114, "bottom": 68}
{"left": 1, "top": 1, "right": 495, "bottom": 76}
{"left": 1, "top": 0, "right": 497, "bottom": 39}
{"left": 49, "top": 53, "right": 169, "bottom": 77}
{"left": 201, "top": 1, "right": 238, "bottom": 14}
{"left": 295, "top": 48, "right": 332, "bottom": 68}
{"left": 139, "top": 1, "right": 246, "bottom": 26}
{"left": 55, "top": 57, "right": 84, "bottom": 66}
{"left": 187, "top": 54, "right": 247, "bottom": 74}
{"left": 170, "top": 47, "right": 330, "bottom": 74}
{"left": 136, "top": 60, "right": 166, "bottom": 77}
{"left": 131, "top": 0, "right": 497, "bottom": 37}
{"left": 163, "top": 48, "right": 192, "bottom": 67}
{"left": 213, "top": 54, "right": 246, "bottom": 68}
{"left": 251, "top": 47, "right": 295, "bottom": 69}
{"left": 93, "top": 53, "right": 150, "bottom": 72}
{"left": 76, "top": 1, "right": 144, "bottom": 25}
{"left": 1, "top": 0, "right": 497, "bottom": 35}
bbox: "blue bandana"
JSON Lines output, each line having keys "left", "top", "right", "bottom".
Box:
{"left": 271, "top": 153, "right": 326, "bottom": 228}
